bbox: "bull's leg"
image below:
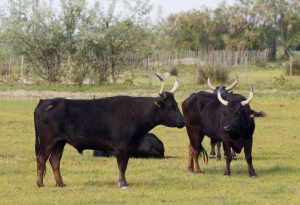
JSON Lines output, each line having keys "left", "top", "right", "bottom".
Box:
{"left": 49, "top": 141, "right": 66, "bottom": 187}
{"left": 188, "top": 144, "right": 202, "bottom": 173}
{"left": 216, "top": 141, "right": 222, "bottom": 160}
{"left": 209, "top": 141, "right": 216, "bottom": 159}
{"left": 186, "top": 125, "right": 203, "bottom": 173}
{"left": 222, "top": 142, "right": 232, "bottom": 176}
{"left": 115, "top": 148, "right": 129, "bottom": 189}
{"left": 244, "top": 138, "right": 257, "bottom": 177}
{"left": 231, "top": 149, "right": 237, "bottom": 160}
{"left": 36, "top": 147, "right": 52, "bottom": 187}
{"left": 188, "top": 145, "right": 194, "bottom": 172}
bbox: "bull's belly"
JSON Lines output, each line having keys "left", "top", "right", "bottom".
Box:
{"left": 65, "top": 134, "right": 114, "bottom": 153}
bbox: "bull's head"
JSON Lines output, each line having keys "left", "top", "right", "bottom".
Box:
{"left": 217, "top": 87, "right": 254, "bottom": 153}
{"left": 154, "top": 73, "right": 185, "bottom": 128}
{"left": 207, "top": 75, "right": 238, "bottom": 94}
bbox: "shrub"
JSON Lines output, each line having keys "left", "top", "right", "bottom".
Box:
{"left": 195, "top": 62, "right": 229, "bottom": 85}
{"left": 170, "top": 67, "right": 178, "bottom": 76}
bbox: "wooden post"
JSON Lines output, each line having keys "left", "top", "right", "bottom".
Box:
{"left": 244, "top": 55, "right": 248, "bottom": 85}
{"left": 20, "top": 55, "right": 26, "bottom": 84}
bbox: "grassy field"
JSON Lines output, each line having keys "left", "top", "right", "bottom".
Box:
{"left": 0, "top": 66, "right": 300, "bottom": 204}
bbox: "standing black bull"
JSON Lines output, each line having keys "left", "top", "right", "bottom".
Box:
{"left": 207, "top": 76, "right": 265, "bottom": 160}
{"left": 182, "top": 87, "right": 257, "bottom": 176}
{"left": 34, "top": 74, "right": 185, "bottom": 189}
{"left": 93, "top": 133, "right": 165, "bottom": 158}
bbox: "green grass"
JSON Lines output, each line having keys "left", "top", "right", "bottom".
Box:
{"left": 1, "top": 64, "right": 300, "bottom": 204}
{"left": 0, "top": 91, "right": 300, "bottom": 204}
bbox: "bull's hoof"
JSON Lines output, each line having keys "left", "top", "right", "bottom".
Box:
{"left": 188, "top": 167, "right": 194, "bottom": 172}
{"left": 223, "top": 172, "right": 231, "bottom": 176}
{"left": 120, "top": 185, "right": 128, "bottom": 190}
{"left": 194, "top": 169, "right": 204, "bottom": 174}
{"left": 249, "top": 173, "right": 257, "bottom": 177}
{"left": 36, "top": 182, "right": 45, "bottom": 187}
{"left": 209, "top": 155, "right": 216, "bottom": 159}
{"left": 216, "top": 157, "right": 221, "bottom": 161}
{"left": 56, "top": 183, "right": 66, "bottom": 187}
{"left": 118, "top": 182, "right": 129, "bottom": 189}
{"left": 232, "top": 156, "right": 237, "bottom": 160}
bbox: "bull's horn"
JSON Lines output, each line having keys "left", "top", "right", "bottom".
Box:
{"left": 225, "top": 74, "right": 238, "bottom": 91}
{"left": 217, "top": 89, "right": 228, "bottom": 106}
{"left": 155, "top": 73, "right": 165, "bottom": 94}
{"left": 241, "top": 86, "right": 254, "bottom": 106}
{"left": 207, "top": 76, "right": 216, "bottom": 90}
{"left": 170, "top": 78, "right": 179, "bottom": 93}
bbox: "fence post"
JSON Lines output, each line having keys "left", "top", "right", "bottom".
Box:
{"left": 244, "top": 55, "right": 248, "bottom": 85}
{"left": 19, "top": 55, "right": 26, "bottom": 84}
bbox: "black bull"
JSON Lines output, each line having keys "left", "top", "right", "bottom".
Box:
{"left": 93, "top": 133, "right": 165, "bottom": 158}
{"left": 182, "top": 89, "right": 257, "bottom": 176}
{"left": 207, "top": 77, "right": 265, "bottom": 160}
{"left": 34, "top": 79, "right": 185, "bottom": 188}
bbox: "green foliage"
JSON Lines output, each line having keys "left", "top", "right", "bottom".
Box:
{"left": 0, "top": 0, "right": 154, "bottom": 84}
{"left": 123, "top": 79, "right": 134, "bottom": 85}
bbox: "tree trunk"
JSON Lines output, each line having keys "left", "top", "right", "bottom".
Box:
{"left": 269, "top": 38, "right": 277, "bottom": 61}
{"left": 284, "top": 48, "right": 291, "bottom": 61}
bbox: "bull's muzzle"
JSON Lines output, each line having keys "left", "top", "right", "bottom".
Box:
{"left": 177, "top": 120, "right": 186, "bottom": 128}
{"left": 223, "top": 125, "right": 231, "bottom": 132}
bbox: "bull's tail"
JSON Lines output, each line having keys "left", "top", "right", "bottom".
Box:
{"left": 199, "top": 144, "right": 208, "bottom": 164}
{"left": 34, "top": 112, "right": 46, "bottom": 177}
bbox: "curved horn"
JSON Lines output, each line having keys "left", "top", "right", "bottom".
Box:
{"left": 217, "top": 89, "right": 228, "bottom": 106}
{"left": 155, "top": 73, "right": 165, "bottom": 94}
{"left": 207, "top": 76, "right": 216, "bottom": 90}
{"left": 241, "top": 86, "right": 254, "bottom": 106}
{"left": 225, "top": 74, "right": 238, "bottom": 91}
{"left": 170, "top": 78, "right": 179, "bottom": 93}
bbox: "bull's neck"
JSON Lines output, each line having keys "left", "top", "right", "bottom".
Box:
{"left": 134, "top": 97, "right": 161, "bottom": 133}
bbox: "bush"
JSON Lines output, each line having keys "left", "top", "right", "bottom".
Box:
{"left": 170, "top": 67, "right": 178, "bottom": 76}
{"left": 195, "top": 62, "right": 229, "bottom": 85}
{"left": 285, "top": 59, "right": 300, "bottom": 75}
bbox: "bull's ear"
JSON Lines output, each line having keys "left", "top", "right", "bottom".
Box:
{"left": 154, "top": 100, "right": 164, "bottom": 108}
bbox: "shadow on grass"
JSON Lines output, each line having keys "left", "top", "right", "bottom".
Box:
{"left": 84, "top": 180, "right": 116, "bottom": 186}
{"left": 203, "top": 164, "right": 298, "bottom": 176}
{"left": 164, "top": 155, "right": 178, "bottom": 159}
{"left": 257, "top": 166, "right": 298, "bottom": 175}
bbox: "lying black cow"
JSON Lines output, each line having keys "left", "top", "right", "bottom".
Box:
{"left": 34, "top": 74, "right": 185, "bottom": 189}
{"left": 93, "top": 133, "right": 165, "bottom": 158}
{"left": 207, "top": 76, "right": 265, "bottom": 160}
{"left": 182, "top": 87, "right": 257, "bottom": 176}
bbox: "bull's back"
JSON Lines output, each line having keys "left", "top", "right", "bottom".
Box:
{"left": 182, "top": 91, "right": 217, "bottom": 125}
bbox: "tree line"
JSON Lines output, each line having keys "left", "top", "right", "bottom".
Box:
{"left": 0, "top": 0, "right": 299, "bottom": 85}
